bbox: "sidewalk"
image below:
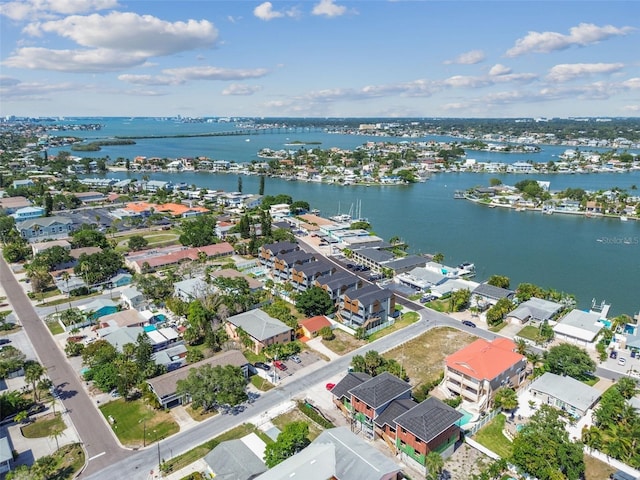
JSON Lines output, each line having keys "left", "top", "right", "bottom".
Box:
{"left": 306, "top": 337, "right": 340, "bottom": 361}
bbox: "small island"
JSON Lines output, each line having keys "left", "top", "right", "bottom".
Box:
{"left": 71, "top": 139, "right": 136, "bottom": 152}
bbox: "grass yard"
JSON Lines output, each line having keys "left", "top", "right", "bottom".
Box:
{"left": 185, "top": 405, "right": 217, "bottom": 422}
{"left": 584, "top": 454, "right": 616, "bottom": 480}
{"left": 161, "top": 424, "right": 256, "bottom": 474}
{"left": 368, "top": 311, "right": 419, "bottom": 342}
{"left": 516, "top": 325, "right": 541, "bottom": 341}
{"left": 472, "top": 414, "right": 513, "bottom": 459}
{"left": 382, "top": 327, "right": 477, "bottom": 388}
{"left": 489, "top": 321, "right": 507, "bottom": 332}
{"left": 46, "top": 320, "right": 65, "bottom": 335}
{"left": 321, "top": 328, "right": 365, "bottom": 355}
{"left": 49, "top": 443, "right": 85, "bottom": 480}
{"left": 99, "top": 399, "right": 179, "bottom": 447}
{"left": 426, "top": 298, "right": 451, "bottom": 313}
{"left": 251, "top": 375, "right": 274, "bottom": 391}
{"left": 21, "top": 412, "right": 65, "bottom": 438}
{"left": 272, "top": 408, "right": 324, "bottom": 441}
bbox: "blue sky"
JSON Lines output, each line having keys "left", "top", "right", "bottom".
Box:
{"left": 1, "top": 0, "right": 639, "bottom": 118}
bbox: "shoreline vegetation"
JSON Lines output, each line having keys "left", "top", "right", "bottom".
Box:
{"left": 71, "top": 139, "right": 136, "bottom": 151}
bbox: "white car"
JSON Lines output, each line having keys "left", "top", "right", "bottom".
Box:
{"left": 618, "top": 357, "right": 626, "bottom": 366}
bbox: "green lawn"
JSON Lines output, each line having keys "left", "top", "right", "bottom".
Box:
{"left": 50, "top": 443, "right": 85, "bottom": 480}
{"left": 321, "top": 328, "right": 365, "bottom": 355}
{"left": 99, "top": 399, "right": 179, "bottom": 447}
{"left": 368, "top": 311, "right": 419, "bottom": 342}
{"left": 272, "top": 409, "right": 323, "bottom": 441}
{"left": 472, "top": 414, "right": 513, "bottom": 458}
{"left": 250, "top": 375, "right": 274, "bottom": 391}
{"left": 46, "top": 320, "right": 65, "bottom": 335}
{"left": 21, "top": 412, "right": 65, "bottom": 438}
{"left": 516, "top": 325, "right": 540, "bottom": 341}
{"left": 489, "top": 321, "right": 507, "bottom": 332}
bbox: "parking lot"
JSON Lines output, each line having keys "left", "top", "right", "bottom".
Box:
{"left": 604, "top": 349, "right": 640, "bottom": 377}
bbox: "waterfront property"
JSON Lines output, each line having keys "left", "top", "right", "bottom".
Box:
{"left": 552, "top": 309, "right": 604, "bottom": 348}
{"left": 507, "top": 297, "right": 564, "bottom": 324}
{"left": 443, "top": 338, "right": 527, "bottom": 414}
{"left": 471, "top": 283, "right": 516, "bottom": 308}
{"left": 527, "top": 372, "right": 600, "bottom": 418}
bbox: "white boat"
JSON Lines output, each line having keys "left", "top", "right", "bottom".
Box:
{"left": 620, "top": 216, "right": 628, "bottom": 222}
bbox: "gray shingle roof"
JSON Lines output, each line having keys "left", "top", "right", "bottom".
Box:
{"left": 330, "top": 372, "right": 371, "bottom": 401}
{"left": 394, "top": 397, "right": 463, "bottom": 443}
{"left": 262, "top": 241, "right": 298, "bottom": 255}
{"left": 348, "top": 372, "right": 411, "bottom": 409}
{"left": 315, "top": 271, "right": 359, "bottom": 290}
{"left": 277, "top": 250, "right": 315, "bottom": 266}
{"left": 473, "top": 283, "right": 515, "bottom": 301}
{"left": 355, "top": 248, "right": 395, "bottom": 263}
{"left": 374, "top": 398, "right": 417, "bottom": 428}
{"left": 203, "top": 439, "right": 266, "bottom": 480}
{"left": 227, "top": 309, "right": 292, "bottom": 342}
{"left": 509, "top": 297, "right": 563, "bottom": 322}
{"left": 344, "top": 283, "right": 393, "bottom": 306}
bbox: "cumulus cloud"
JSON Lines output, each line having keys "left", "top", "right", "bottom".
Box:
{"left": 3, "top": 47, "right": 146, "bottom": 72}
{"left": 312, "top": 0, "right": 347, "bottom": 17}
{"left": 222, "top": 84, "right": 262, "bottom": 95}
{"left": 488, "top": 64, "right": 512, "bottom": 76}
{"left": 0, "top": 0, "right": 118, "bottom": 21}
{"left": 444, "top": 50, "right": 485, "bottom": 65}
{"left": 506, "top": 23, "right": 635, "bottom": 57}
{"left": 622, "top": 78, "right": 640, "bottom": 89}
{"left": 253, "top": 2, "right": 300, "bottom": 21}
{"left": 162, "top": 66, "right": 268, "bottom": 81}
{"left": 547, "top": 63, "right": 625, "bottom": 82}
{"left": 26, "top": 12, "right": 218, "bottom": 56}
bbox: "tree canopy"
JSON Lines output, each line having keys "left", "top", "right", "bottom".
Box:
{"left": 511, "top": 405, "right": 584, "bottom": 480}
{"left": 264, "top": 421, "right": 311, "bottom": 468}
{"left": 350, "top": 350, "right": 408, "bottom": 381}
{"left": 544, "top": 343, "right": 596, "bottom": 380}
{"left": 487, "top": 275, "right": 510, "bottom": 289}
{"left": 179, "top": 215, "right": 218, "bottom": 247}
{"left": 176, "top": 364, "right": 247, "bottom": 412}
{"left": 295, "top": 286, "right": 334, "bottom": 317}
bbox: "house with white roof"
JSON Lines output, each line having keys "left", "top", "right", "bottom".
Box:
{"left": 528, "top": 372, "right": 600, "bottom": 418}
{"left": 507, "top": 297, "right": 564, "bottom": 324}
{"left": 553, "top": 309, "right": 604, "bottom": 348}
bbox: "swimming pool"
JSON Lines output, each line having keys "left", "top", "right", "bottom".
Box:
{"left": 143, "top": 325, "right": 157, "bottom": 332}
{"left": 456, "top": 408, "right": 474, "bottom": 427}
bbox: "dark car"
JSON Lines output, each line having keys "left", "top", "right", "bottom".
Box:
{"left": 609, "top": 351, "right": 618, "bottom": 359}
{"left": 0, "top": 339, "right": 11, "bottom": 346}
{"left": 462, "top": 320, "right": 476, "bottom": 328}
{"left": 254, "top": 362, "right": 271, "bottom": 371}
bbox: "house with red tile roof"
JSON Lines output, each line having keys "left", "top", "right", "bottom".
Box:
{"left": 299, "top": 315, "right": 332, "bottom": 339}
{"left": 443, "top": 338, "right": 527, "bottom": 413}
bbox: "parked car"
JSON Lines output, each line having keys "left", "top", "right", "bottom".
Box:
{"left": 0, "top": 339, "right": 11, "bottom": 345}
{"left": 254, "top": 362, "right": 271, "bottom": 371}
{"left": 273, "top": 360, "right": 287, "bottom": 371}
{"left": 462, "top": 320, "right": 476, "bottom": 328}
{"left": 290, "top": 355, "right": 301, "bottom": 364}
{"left": 325, "top": 383, "right": 336, "bottom": 391}
{"left": 609, "top": 350, "right": 618, "bottom": 359}
{"left": 618, "top": 357, "right": 626, "bottom": 366}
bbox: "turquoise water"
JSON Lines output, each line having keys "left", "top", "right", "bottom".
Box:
{"left": 59, "top": 118, "right": 640, "bottom": 317}
{"left": 143, "top": 325, "right": 157, "bottom": 332}
{"left": 600, "top": 320, "right": 612, "bottom": 328}
{"left": 154, "top": 314, "right": 167, "bottom": 323}
{"left": 516, "top": 424, "right": 525, "bottom": 433}
{"left": 457, "top": 409, "right": 474, "bottom": 427}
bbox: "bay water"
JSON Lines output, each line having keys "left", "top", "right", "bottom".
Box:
{"left": 51, "top": 118, "right": 639, "bottom": 317}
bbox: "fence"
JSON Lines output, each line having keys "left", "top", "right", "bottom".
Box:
{"left": 463, "top": 408, "right": 501, "bottom": 436}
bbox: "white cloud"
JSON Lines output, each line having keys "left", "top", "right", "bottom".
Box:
{"left": 488, "top": 64, "right": 512, "bottom": 76}
{"left": 222, "top": 84, "right": 262, "bottom": 95}
{"left": 3, "top": 47, "right": 146, "bottom": 72}
{"left": 254, "top": 2, "right": 283, "bottom": 21}
{"left": 253, "top": 2, "right": 299, "bottom": 21}
{"left": 547, "top": 63, "right": 625, "bottom": 82}
{"left": 27, "top": 12, "right": 218, "bottom": 56}
{"left": 506, "top": 23, "right": 635, "bottom": 57}
{"left": 622, "top": 105, "right": 640, "bottom": 112}
{"left": 444, "top": 50, "right": 485, "bottom": 65}
{"left": 443, "top": 75, "right": 491, "bottom": 89}
{"left": 622, "top": 78, "right": 640, "bottom": 89}
{"left": 0, "top": 0, "right": 118, "bottom": 21}
{"left": 117, "top": 74, "right": 183, "bottom": 86}
{"left": 162, "top": 66, "right": 269, "bottom": 81}
{"left": 312, "top": 0, "right": 347, "bottom": 18}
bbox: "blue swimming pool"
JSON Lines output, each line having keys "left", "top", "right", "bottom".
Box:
{"left": 155, "top": 314, "right": 167, "bottom": 322}
{"left": 456, "top": 408, "right": 474, "bottom": 427}
{"left": 143, "top": 325, "right": 157, "bottom": 332}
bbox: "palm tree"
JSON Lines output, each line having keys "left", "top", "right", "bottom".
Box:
{"left": 425, "top": 451, "right": 444, "bottom": 480}
{"left": 515, "top": 338, "right": 528, "bottom": 355}
{"left": 24, "top": 362, "right": 46, "bottom": 402}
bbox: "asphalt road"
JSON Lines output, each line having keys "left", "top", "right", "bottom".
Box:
{"left": 0, "top": 257, "right": 130, "bottom": 476}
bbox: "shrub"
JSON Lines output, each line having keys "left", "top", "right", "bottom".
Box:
{"left": 297, "top": 400, "right": 334, "bottom": 429}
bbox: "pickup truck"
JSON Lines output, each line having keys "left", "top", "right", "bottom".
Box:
{"left": 273, "top": 360, "right": 288, "bottom": 371}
